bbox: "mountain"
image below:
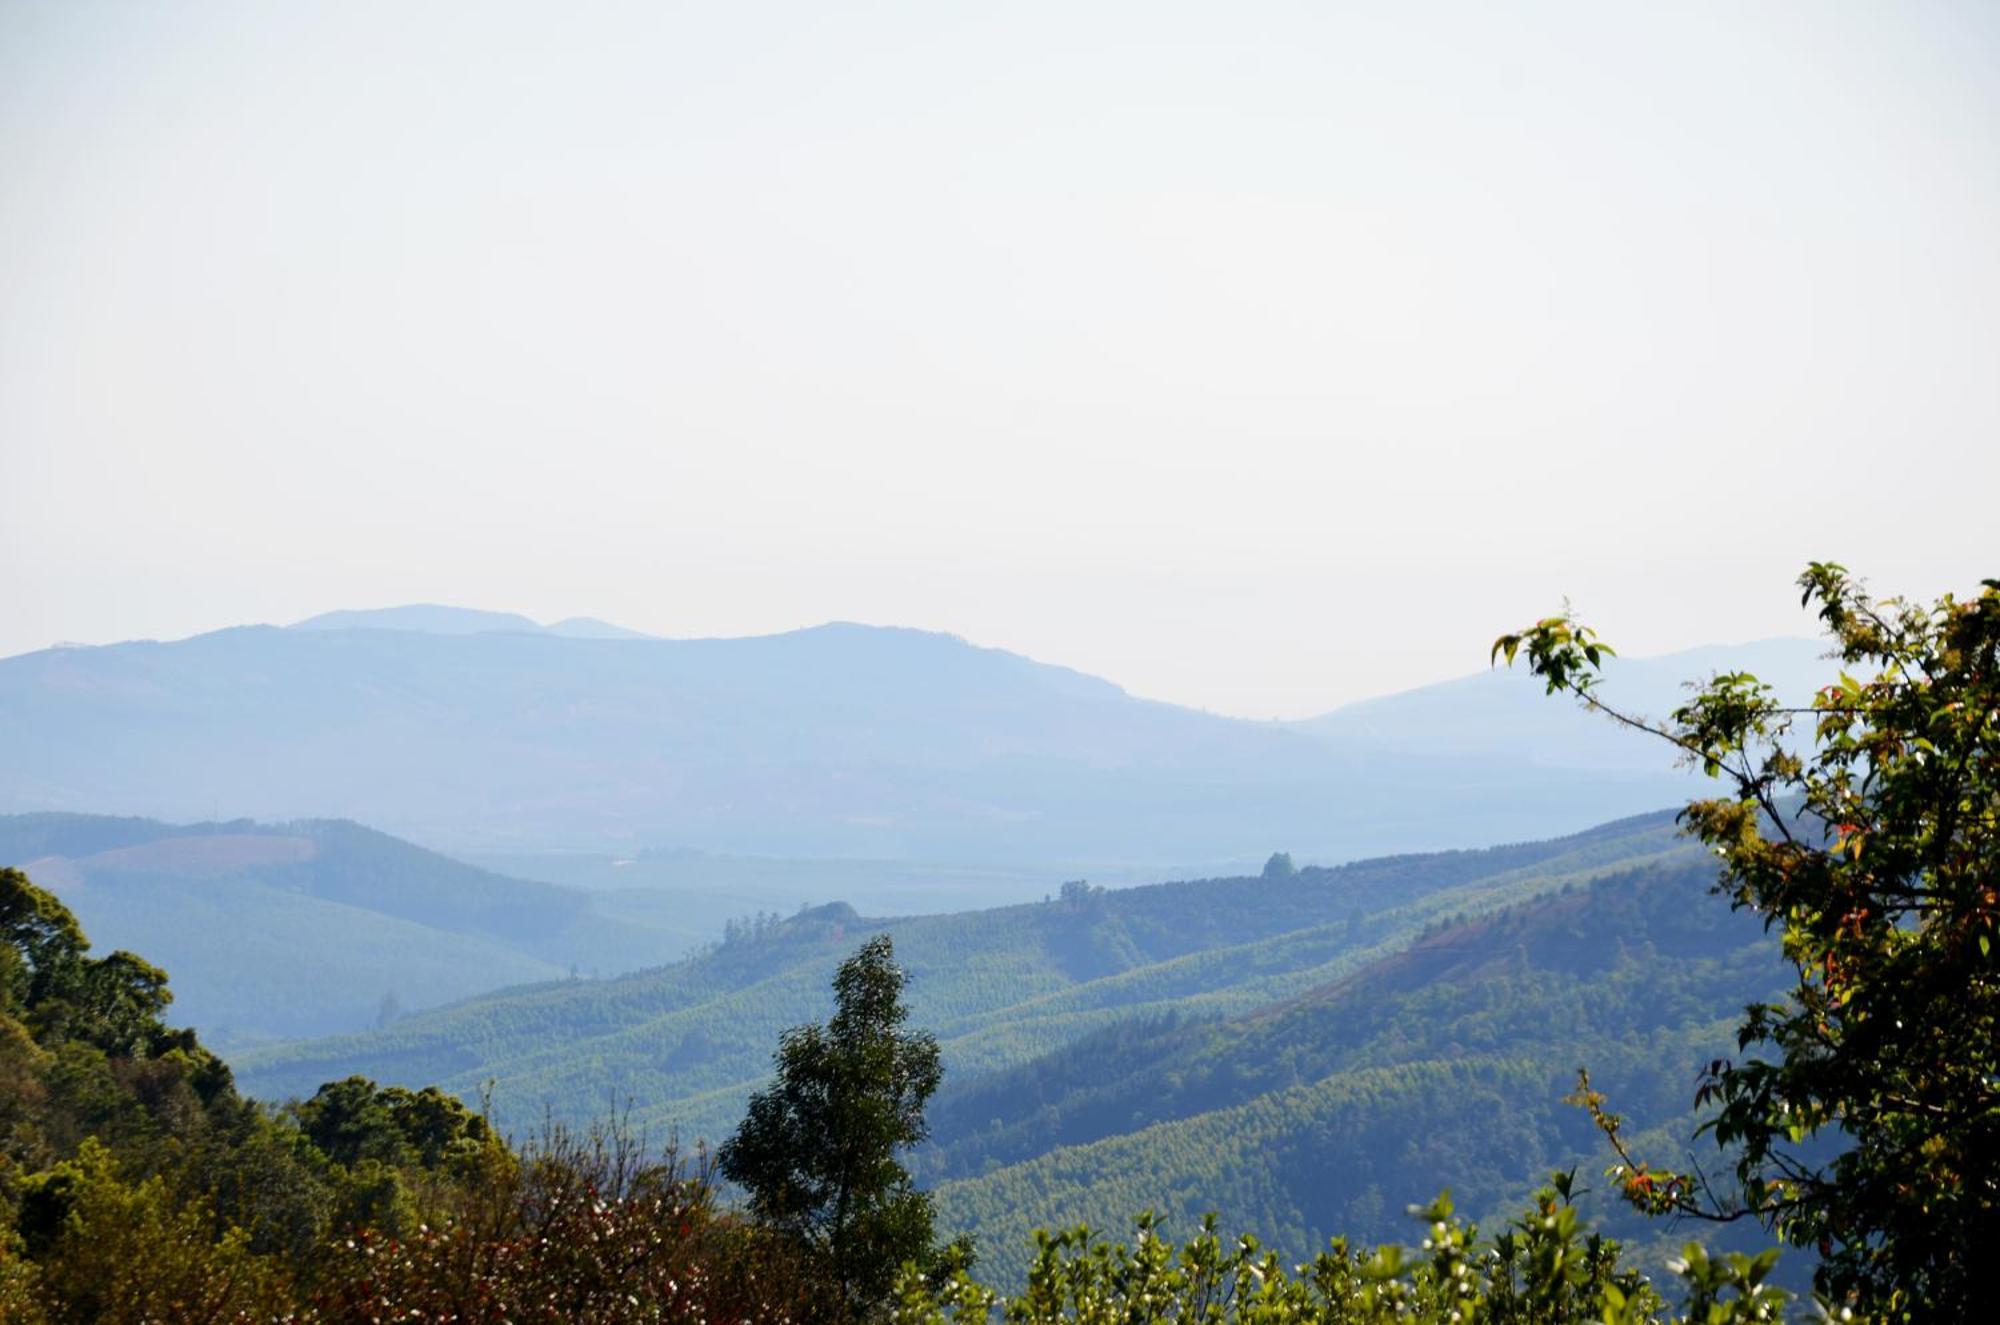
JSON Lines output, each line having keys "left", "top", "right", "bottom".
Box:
{"left": 1294, "top": 637, "right": 1829, "bottom": 774}
{"left": 291, "top": 605, "right": 549, "bottom": 635}
{"left": 290, "top": 604, "right": 659, "bottom": 638}
{"left": 924, "top": 859, "right": 1783, "bottom": 1282}
{"left": 0, "top": 813, "right": 702, "bottom": 1049}
{"left": 0, "top": 616, "right": 1826, "bottom": 865}
{"left": 230, "top": 808, "right": 1786, "bottom": 1284}
{"left": 232, "top": 809, "right": 1700, "bottom": 1137}
{"left": 545, "top": 616, "right": 658, "bottom": 640}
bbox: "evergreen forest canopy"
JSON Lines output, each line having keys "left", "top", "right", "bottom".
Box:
{"left": 0, "top": 563, "right": 1988, "bottom": 1322}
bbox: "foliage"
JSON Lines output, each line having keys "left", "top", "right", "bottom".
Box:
{"left": 0, "top": 865, "right": 826, "bottom": 1322}
{"left": 1497, "top": 563, "right": 2000, "bottom": 1317}
{"left": 894, "top": 1176, "right": 1789, "bottom": 1324}
{"left": 305, "top": 1121, "right": 818, "bottom": 1325}
{"left": 296, "top": 1076, "right": 494, "bottom": 1171}
{"left": 24, "top": 1139, "right": 288, "bottom": 1325}
{"left": 722, "top": 935, "right": 948, "bottom": 1311}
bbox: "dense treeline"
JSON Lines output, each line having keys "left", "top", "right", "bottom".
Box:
{"left": 0, "top": 865, "right": 823, "bottom": 1322}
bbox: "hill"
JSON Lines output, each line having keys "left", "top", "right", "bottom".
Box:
{"left": 0, "top": 615, "right": 1824, "bottom": 865}
{"left": 233, "top": 810, "right": 1700, "bottom": 1139}
{"left": 291, "top": 604, "right": 657, "bottom": 639}
{"left": 924, "top": 859, "right": 1785, "bottom": 1282}
{"left": 1295, "top": 637, "right": 1828, "bottom": 774}
{"left": 0, "top": 813, "right": 701, "bottom": 1048}
{"left": 233, "top": 808, "right": 1788, "bottom": 1286}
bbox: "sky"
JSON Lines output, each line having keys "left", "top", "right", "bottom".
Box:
{"left": 2, "top": 1, "right": 1996, "bottom": 719}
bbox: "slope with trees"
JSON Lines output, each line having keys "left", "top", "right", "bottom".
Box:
{"left": 0, "top": 814, "right": 702, "bottom": 1046}
{"left": 0, "top": 859, "right": 1793, "bottom": 1323}
{"left": 0, "top": 863, "right": 830, "bottom": 1322}
{"left": 922, "top": 859, "right": 1788, "bottom": 1285}
{"left": 236, "top": 811, "right": 1698, "bottom": 1138}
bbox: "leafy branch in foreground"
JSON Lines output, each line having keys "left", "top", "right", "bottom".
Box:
{"left": 894, "top": 1175, "right": 1789, "bottom": 1324}
{"left": 1497, "top": 563, "right": 2000, "bottom": 1318}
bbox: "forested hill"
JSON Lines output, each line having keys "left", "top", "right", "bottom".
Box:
{"left": 0, "top": 813, "right": 700, "bottom": 1048}
{"left": 235, "top": 809, "right": 1701, "bottom": 1139}
{"left": 234, "top": 808, "right": 1788, "bottom": 1286}
{"left": 0, "top": 619, "right": 1820, "bottom": 864}
{"left": 925, "top": 858, "right": 1786, "bottom": 1283}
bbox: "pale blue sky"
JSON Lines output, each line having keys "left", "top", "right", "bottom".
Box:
{"left": 3, "top": 1, "right": 1996, "bottom": 716}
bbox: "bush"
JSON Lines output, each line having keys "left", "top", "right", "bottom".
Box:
{"left": 892, "top": 1176, "right": 1788, "bottom": 1325}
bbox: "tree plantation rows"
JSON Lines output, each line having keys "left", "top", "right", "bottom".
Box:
{"left": 234, "top": 813, "right": 1698, "bottom": 1140}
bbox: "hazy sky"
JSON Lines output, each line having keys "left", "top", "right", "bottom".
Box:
{"left": 3, "top": 1, "right": 1995, "bottom": 717}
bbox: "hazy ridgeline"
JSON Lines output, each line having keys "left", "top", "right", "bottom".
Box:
{"left": 0, "top": 612, "right": 1830, "bottom": 867}
{"left": 0, "top": 813, "right": 700, "bottom": 1050}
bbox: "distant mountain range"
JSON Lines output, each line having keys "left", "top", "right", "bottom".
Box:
{"left": 291, "top": 605, "right": 657, "bottom": 640}
{"left": 0, "top": 607, "right": 1830, "bottom": 865}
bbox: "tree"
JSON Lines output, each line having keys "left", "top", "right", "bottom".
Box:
{"left": 1263, "top": 851, "right": 1297, "bottom": 880}
{"left": 1495, "top": 563, "right": 1999, "bottom": 1317}
{"left": 718, "top": 934, "right": 944, "bottom": 1312}
{"left": 296, "top": 1076, "right": 413, "bottom": 1170}
{"left": 20, "top": 1139, "right": 287, "bottom": 1325}
{"left": 1, "top": 869, "right": 89, "bottom": 1020}
{"left": 2, "top": 867, "right": 182, "bottom": 1060}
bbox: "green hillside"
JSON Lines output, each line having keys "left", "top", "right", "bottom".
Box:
{"left": 0, "top": 813, "right": 703, "bottom": 1048}
{"left": 925, "top": 859, "right": 1787, "bottom": 1283}
{"left": 234, "top": 816, "right": 1791, "bottom": 1288}
{"left": 235, "top": 810, "right": 1698, "bottom": 1141}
